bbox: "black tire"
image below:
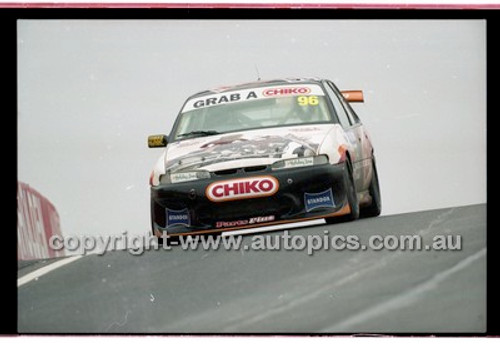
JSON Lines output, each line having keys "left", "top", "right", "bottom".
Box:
{"left": 326, "top": 159, "right": 359, "bottom": 224}
{"left": 362, "top": 157, "right": 382, "bottom": 218}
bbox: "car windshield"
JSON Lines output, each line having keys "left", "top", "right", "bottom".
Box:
{"left": 173, "top": 85, "right": 332, "bottom": 140}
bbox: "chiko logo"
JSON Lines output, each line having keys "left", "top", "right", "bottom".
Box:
{"left": 166, "top": 208, "right": 190, "bottom": 228}
{"left": 263, "top": 86, "right": 311, "bottom": 97}
{"left": 206, "top": 176, "right": 279, "bottom": 202}
{"left": 304, "top": 188, "right": 336, "bottom": 212}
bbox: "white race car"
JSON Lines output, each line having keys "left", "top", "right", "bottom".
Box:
{"left": 148, "top": 78, "right": 381, "bottom": 239}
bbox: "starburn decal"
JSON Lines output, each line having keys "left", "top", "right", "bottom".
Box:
{"left": 206, "top": 176, "right": 279, "bottom": 202}
{"left": 166, "top": 208, "right": 190, "bottom": 228}
{"left": 304, "top": 188, "right": 336, "bottom": 212}
{"left": 216, "top": 215, "right": 275, "bottom": 229}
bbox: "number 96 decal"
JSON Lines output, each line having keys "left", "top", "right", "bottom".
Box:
{"left": 297, "top": 95, "right": 319, "bottom": 106}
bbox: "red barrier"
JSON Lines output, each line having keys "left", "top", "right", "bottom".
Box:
{"left": 17, "top": 182, "right": 64, "bottom": 260}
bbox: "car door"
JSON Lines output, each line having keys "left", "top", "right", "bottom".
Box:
{"left": 329, "top": 81, "right": 373, "bottom": 192}
{"left": 323, "top": 81, "right": 365, "bottom": 190}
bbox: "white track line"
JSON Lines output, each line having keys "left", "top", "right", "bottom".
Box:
{"left": 17, "top": 255, "right": 83, "bottom": 287}
{"left": 221, "top": 219, "right": 326, "bottom": 236}
{"left": 320, "top": 248, "right": 486, "bottom": 332}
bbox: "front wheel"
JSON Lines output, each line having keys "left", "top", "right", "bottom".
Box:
{"left": 362, "top": 157, "right": 382, "bottom": 218}
{"left": 326, "top": 160, "right": 359, "bottom": 224}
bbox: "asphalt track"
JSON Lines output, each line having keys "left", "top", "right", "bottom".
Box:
{"left": 18, "top": 204, "right": 486, "bottom": 333}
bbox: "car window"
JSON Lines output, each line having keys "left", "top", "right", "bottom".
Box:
{"left": 328, "top": 82, "right": 361, "bottom": 125}
{"left": 324, "top": 82, "right": 352, "bottom": 128}
{"left": 173, "top": 86, "right": 333, "bottom": 140}
{"left": 343, "top": 103, "right": 361, "bottom": 124}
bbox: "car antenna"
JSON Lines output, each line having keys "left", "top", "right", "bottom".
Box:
{"left": 254, "top": 65, "right": 261, "bottom": 81}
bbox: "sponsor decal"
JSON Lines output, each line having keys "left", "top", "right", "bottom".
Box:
{"left": 182, "top": 84, "right": 325, "bottom": 113}
{"left": 192, "top": 92, "right": 257, "bottom": 109}
{"left": 216, "top": 215, "right": 275, "bottom": 228}
{"left": 190, "top": 91, "right": 258, "bottom": 111}
{"left": 263, "top": 86, "right": 311, "bottom": 97}
{"left": 166, "top": 208, "right": 190, "bottom": 228}
{"left": 289, "top": 127, "right": 322, "bottom": 132}
{"left": 304, "top": 188, "right": 336, "bottom": 212}
{"left": 283, "top": 157, "right": 315, "bottom": 168}
{"left": 296, "top": 95, "right": 319, "bottom": 106}
{"left": 206, "top": 175, "right": 279, "bottom": 202}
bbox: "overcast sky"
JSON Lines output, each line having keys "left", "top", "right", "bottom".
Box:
{"left": 18, "top": 20, "right": 486, "bottom": 237}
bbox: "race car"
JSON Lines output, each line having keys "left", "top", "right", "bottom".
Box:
{"left": 148, "top": 78, "right": 381, "bottom": 241}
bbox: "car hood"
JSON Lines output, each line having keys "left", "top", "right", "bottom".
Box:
{"left": 164, "top": 124, "right": 335, "bottom": 173}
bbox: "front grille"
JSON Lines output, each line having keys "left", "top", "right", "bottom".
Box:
{"left": 214, "top": 169, "right": 238, "bottom": 176}
{"left": 213, "top": 165, "right": 269, "bottom": 176}
{"left": 244, "top": 165, "right": 267, "bottom": 173}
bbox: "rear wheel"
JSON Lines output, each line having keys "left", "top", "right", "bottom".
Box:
{"left": 326, "top": 160, "right": 359, "bottom": 224}
{"left": 362, "top": 157, "right": 382, "bottom": 218}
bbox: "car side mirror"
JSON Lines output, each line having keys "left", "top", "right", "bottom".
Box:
{"left": 148, "top": 134, "right": 168, "bottom": 148}
{"left": 341, "top": 90, "right": 364, "bottom": 103}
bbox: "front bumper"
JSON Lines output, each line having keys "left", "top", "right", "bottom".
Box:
{"left": 151, "top": 162, "right": 350, "bottom": 236}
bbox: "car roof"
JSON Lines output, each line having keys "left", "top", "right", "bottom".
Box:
{"left": 188, "top": 77, "right": 325, "bottom": 99}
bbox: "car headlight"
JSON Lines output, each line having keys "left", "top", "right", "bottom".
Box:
{"left": 272, "top": 155, "right": 328, "bottom": 170}
{"left": 160, "top": 171, "right": 210, "bottom": 184}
